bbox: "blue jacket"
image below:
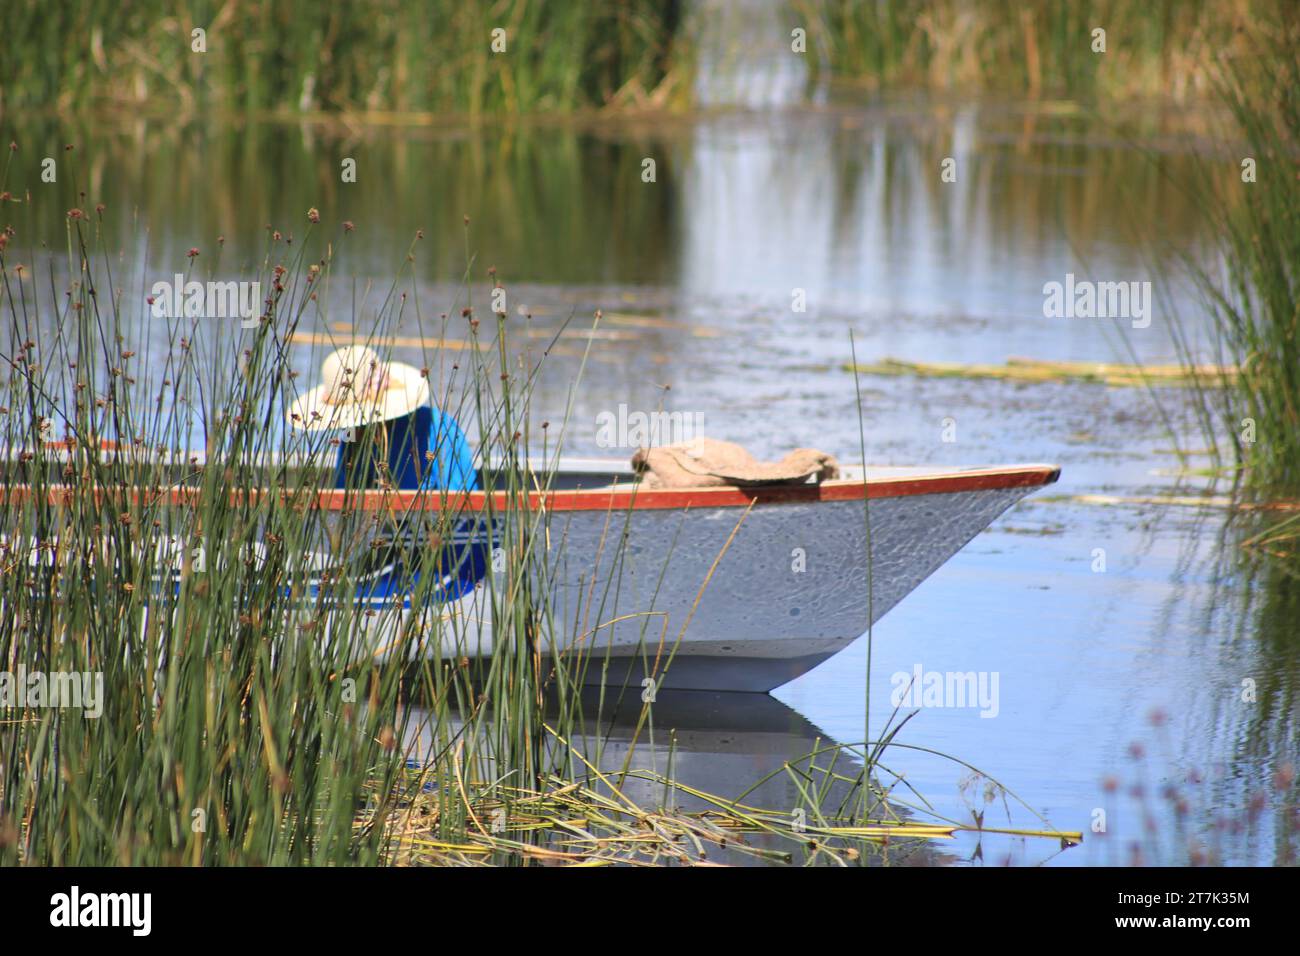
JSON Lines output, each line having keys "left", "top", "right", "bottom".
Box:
{"left": 334, "top": 406, "right": 478, "bottom": 491}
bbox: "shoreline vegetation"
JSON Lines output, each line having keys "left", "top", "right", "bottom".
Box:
{"left": 800, "top": 0, "right": 1275, "bottom": 105}
{"left": 0, "top": 1, "right": 1291, "bottom": 120}
{"left": 0, "top": 1, "right": 690, "bottom": 120}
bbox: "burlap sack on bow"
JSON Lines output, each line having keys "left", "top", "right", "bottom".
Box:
{"left": 631, "top": 437, "right": 839, "bottom": 489}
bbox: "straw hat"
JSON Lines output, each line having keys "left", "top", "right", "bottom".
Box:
{"left": 288, "top": 345, "right": 429, "bottom": 432}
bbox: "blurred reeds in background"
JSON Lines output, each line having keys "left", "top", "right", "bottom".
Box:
{"left": 0, "top": 0, "right": 688, "bottom": 117}
{"left": 3, "top": 0, "right": 1293, "bottom": 118}
{"left": 800, "top": 0, "right": 1271, "bottom": 102}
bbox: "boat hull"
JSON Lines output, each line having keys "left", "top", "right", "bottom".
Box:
{"left": 362, "top": 469, "right": 1056, "bottom": 692}
{"left": 5, "top": 463, "right": 1059, "bottom": 693}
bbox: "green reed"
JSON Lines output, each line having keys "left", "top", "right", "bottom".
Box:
{"left": 0, "top": 0, "right": 685, "bottom": 118}
{"left": 798, "top": 0, "right": 1282, "bottom": 103}
{"left": 1171, "top": 13, "right": 1300, "bottom": 498}
{"left": 0, "top": 181, "right": 621, "bottom": 863}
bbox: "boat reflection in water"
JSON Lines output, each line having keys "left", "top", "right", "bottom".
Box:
{"left": 407, "top": 688, "right": 945, "bottom": 866}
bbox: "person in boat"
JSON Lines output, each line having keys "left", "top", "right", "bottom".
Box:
{"left": 288, "top": 345, "right": 477, "bottom": 492}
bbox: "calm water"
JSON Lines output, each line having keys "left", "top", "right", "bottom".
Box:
{"left": 3, "top": 97, "right": 1293, "bottom": 864}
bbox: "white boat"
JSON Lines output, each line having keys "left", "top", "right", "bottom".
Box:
{"left": 319, "top": 459, "right": 1061, "bottom": 692}
{"left": 7, "top": 455, "right": 1059, "bottom": 693}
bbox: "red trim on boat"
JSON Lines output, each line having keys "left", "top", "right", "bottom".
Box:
{"left": 4, "top": 465, "right": 1059, "bottom": 513}
{"left": 405, "top": 464, "right": 1059, "bottom": 512}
